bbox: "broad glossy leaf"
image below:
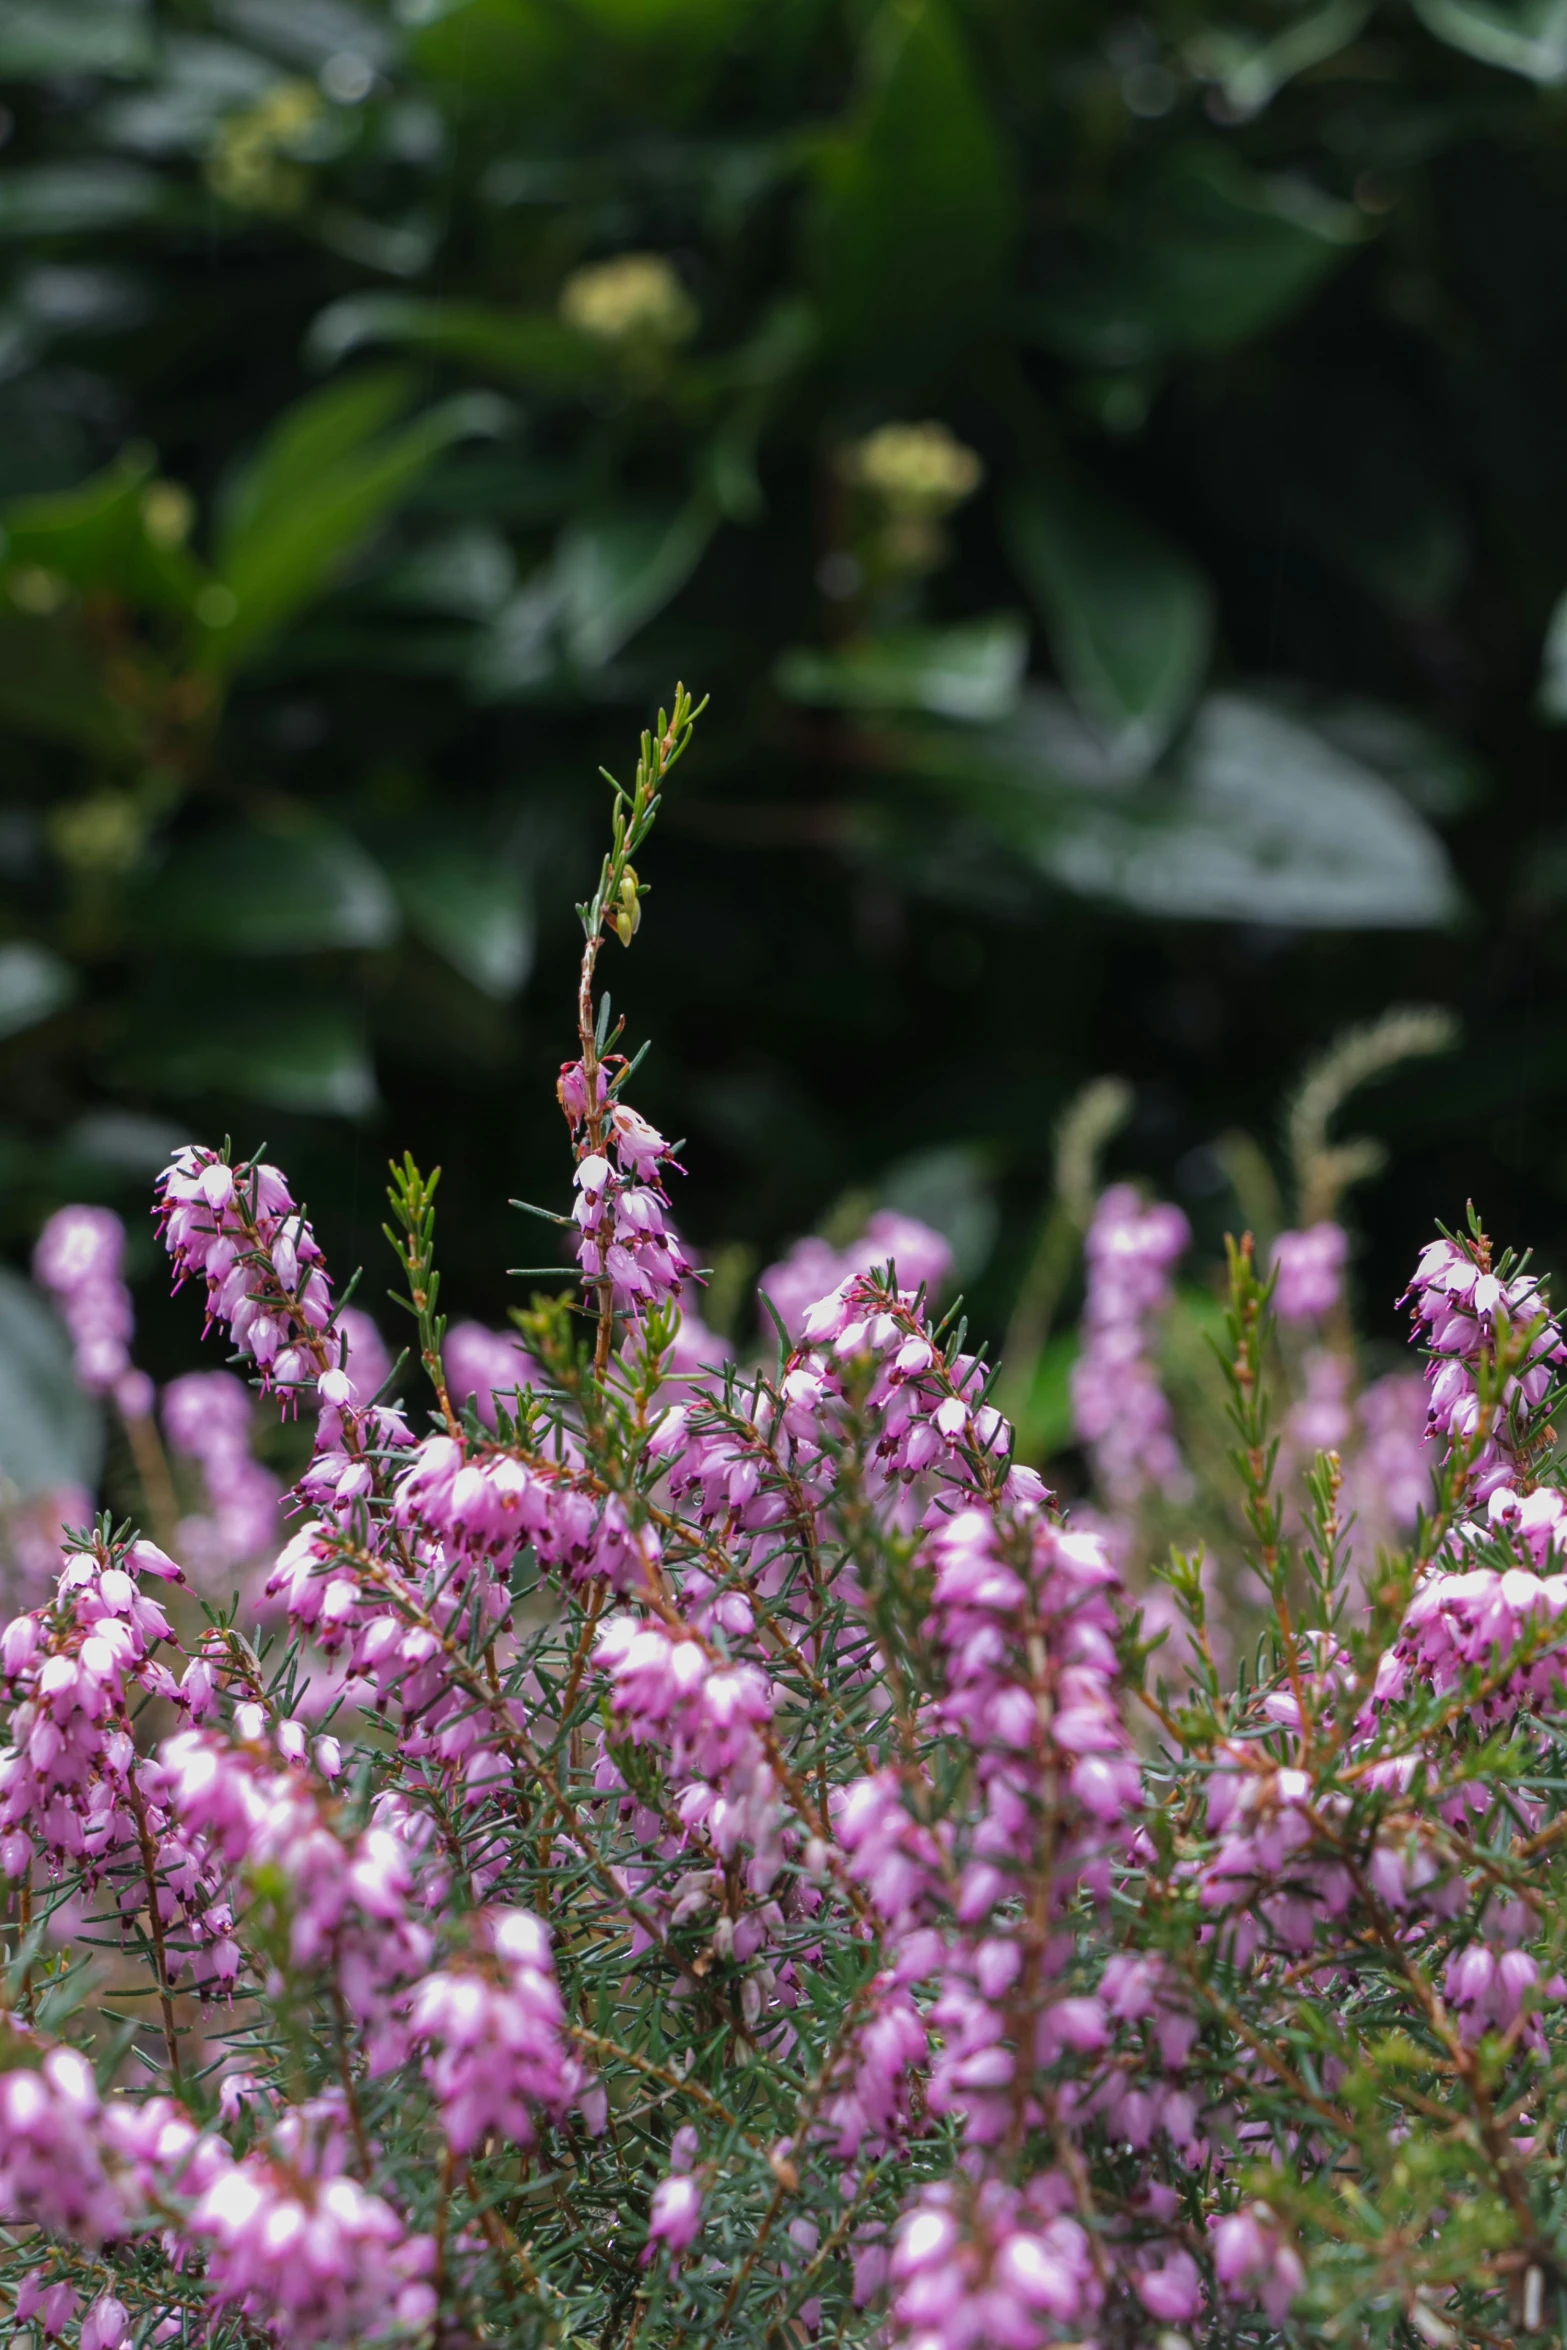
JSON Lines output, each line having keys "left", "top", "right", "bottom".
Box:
{"left": 1411, "top": 0, "right": 1567, "bottom": 79}
{"left": 404, "top": 0, "right": 571, "bottom": 112}
{"left": 217, "top": 370, "right": 418, "bottom": 559}
{"left": 380, "top": 835, "right": 534, "bottom": 997}
{"left": 95, "top": 35, "right": 277, "bottom": 156}
{"left": 877, "top": 1143, "right": 998, "bottom": 1281}
{"left": 213, "top": 372, "right": 510, "bottom": 668}
{"left": 307, "top": 296, "right": 607, "bottom": 389}
{"left": 1005, "top": 475, "right": 1212, "bottom": 774}
{"left": 809, "top": 0, "right": 1017, "bottom": 376}
{"left": 0, "top": 944, "right": 77, "bottom": 1040}
{"left": 381, "top": 526, "right": 515, "bottom": 618}
{"left": 143, "top": 813, "right": 400, "bottom": 954}
{"left": 1539, "top": 587, "right": 1567, "bottom": 721}
{"left": 5, "top": 448, "right": 204, "bottom": 614}
{"left": 133, "top": 993, "right": 378, "bottom": 1116}
{"left": 775, "top": 616, "right": 1027, "bottom": 723}
{"left": 1054, "top": 695, "right": 1458, "bottom": 927}
{"left": 0, "top": 1267, "right": 101, "bottom": 1498}
{"left": 0, "top": 164, "right": 169, "bottom": 238}
{"left": 1026, "top": 146, "right": 1360, "bottom": 366}
{"left": 556, "top": 498, "right": 716, "bottom": 670}
{"left": 211, "top": 0, "right": 392, "bottom": 69}
{"left": 0, "top": 0, "right": 154, "bottom": 79}
{"left": 895, "top": 689, "right": 1458, "bottom": 928}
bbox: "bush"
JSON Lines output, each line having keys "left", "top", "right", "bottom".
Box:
{"left": 7, "top": 0, "right": 1567, "bottom": 1331}
{"left": 5, "top": 699, "right": 1567, "bottom": 2350}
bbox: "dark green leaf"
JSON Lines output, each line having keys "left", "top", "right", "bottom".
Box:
{"left": 1183, "top": 0, "right": 1371, "bottom": 116}
{"left": 560, "top": 499, "right": 715, "bottom": 668}
{"left": 212, "top": 372, "right": 511, "bottom": 668}
{"left": 893, "top": 688, "right": 1459, "bottom": 927}
{"left": 1411, "top": 0, "right": 1567, "bottom": 80}
{"left": 1025, "top": 145, "right": 1361, "bottom": 366}
{"left": 95, "top": 37, "right": 278, "bottom": 158}
{"left": 142, "top": 812, "right": 400, "bottom": 954}
{"left": 211, "top": 0, "right": 392, "bottom": 70}
{"left": 306, "top": 296, "right": 608, "bottom": 389}
{"left": 876, "top": 1143, "right": 998, "bottom": 1280}
{"left": 0, "top": 1268, "right": 102, "bottom": 1497}
{"left": 1004, "top": 475, "right": 1212, "bottom": 773}
{"left": 0, "top": 944, "right": 77, "bottom": 1040}
{"left": 380, "top": 835, "right": 534, "bottom": 998}
{"left": 131, "top": 991, "right": 378, "bottom": 1116}
{"left": 775, "top": 615, "right": 1027, "bottom": 723}
{"left": 0, "top": 609, "right": 144, "bottom": 755}
{"left": 0, "top": 0, "right": 154, "bottom": 80}
{"left": 1539, "top": 588, "right": 1567, "bottom": 721}
{"left": 808, "top": 0, "right": 1017, "bottom": 378}
{"left": 0, "top": 164, "right": 170, "bottom": 238}
{"left": 4, "top": 447, "right": 204, "bottom": 614}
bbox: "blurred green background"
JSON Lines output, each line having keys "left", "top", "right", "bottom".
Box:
{"left": 3, "top": 0, "right": 1567, "bottom": 1377}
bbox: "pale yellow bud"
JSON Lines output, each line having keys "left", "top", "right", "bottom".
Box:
{"left": 559, "top": 253, "right": 697, "bottom": 348}
{"left": 843, "top": 420, "right": 985, "bottom": 518}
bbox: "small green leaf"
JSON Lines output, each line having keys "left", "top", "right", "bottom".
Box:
{"left": 1005, "top": 475, "right": 1212, "bottom": 774}
{"left": 142, "top": 812, "right": 400, "bottom": 954}
{"left": 0, "top": 943, "right": 77, "bottom": 1040}
{"left": 775, "top": 615, "right": 1027, "bottom": 723}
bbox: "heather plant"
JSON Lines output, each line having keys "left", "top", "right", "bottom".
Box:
{"left": 9, "top": 692, "right": 1567, "bottom": 2350}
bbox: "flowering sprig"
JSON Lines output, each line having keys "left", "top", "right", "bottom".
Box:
{"left": 9, "top": 696, "right": 1567, "bottom": 2350}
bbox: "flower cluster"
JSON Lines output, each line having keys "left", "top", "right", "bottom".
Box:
{"left": 759, "top": 1209, "right": 953, "bottom": 1341}
{"left": 187, "top": 2098, "right": 437, "bottom": 2344}
{"left": 33, "top": 1206, "right": 147, "bottom": 1414}
{"left": 1070, "top": 1182, "right": 1190, "bottom": 1510}
{"left": 561, "top": 1062, "right": 692, "bottom": 1313}
{"left": 156, "top": 1148, "right": 333, "bottom": 1387}
{"left": 1270, "top": 1219, "right": 1348, "bottom": 1323}
{"left": 161, "top": 1371, "right": 281, "bottom": 1578}
{"left": 1405, "top": 1228, "right": 1566, "bottom": 1495}
{"left": 9, "top": 706, "right": 1567, "bottom": 2350}
{"left": 408, "top": 1907, "right": 598, "bottom": 2151}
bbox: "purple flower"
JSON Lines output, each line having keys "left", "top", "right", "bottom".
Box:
{"left": 33, "top": 1205, "right": 141, "bottom": 1406}
{"left": 444, "top": 1321, "right": 539, "bottom": 1425}
{"left": 1071, "top": 1184, "right": 1191, "bottom": 1512}
{"left": 1271, "top": 1221, "right": 1348, "bottom": 1323}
